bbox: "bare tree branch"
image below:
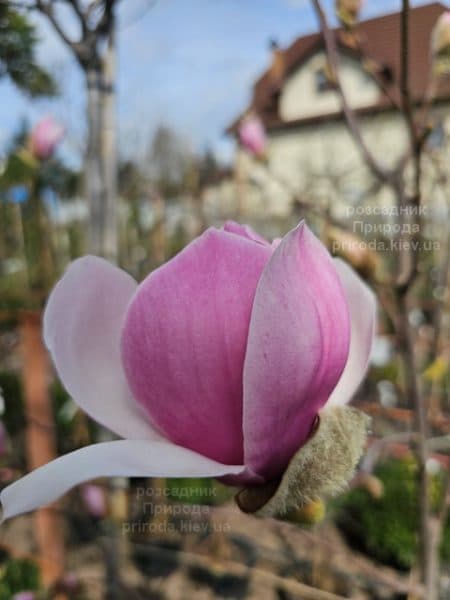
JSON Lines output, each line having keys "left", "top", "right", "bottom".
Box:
{"left": 64, "top": 0, "right": 89, "bottom": 36}
{"left": 310, "top": 0, "right": 397, "bottom": 185}
{"left": 400, "top": 0, "right": 416, "bottom": 147}
{"left": 35, "top": 0, "right": 80, "bottom": 48}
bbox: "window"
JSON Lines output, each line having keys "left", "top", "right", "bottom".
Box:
{"left": 428, "top": 121, "right": 445, "bottom": 150}
{"left": 315, "top": 65, "right": 334, "bottom": 92}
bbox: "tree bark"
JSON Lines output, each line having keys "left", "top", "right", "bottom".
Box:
{"left": 99, "top": 23, "right": 118, "bottom": 263}
{"left": 20, "top": 312, "right": 65, "bottom": 586}
{"left": 85, "top": 47, "right": 117, "bottom": 263}
{"left": 86, "top": 66, "right": 106, "bottom": 257}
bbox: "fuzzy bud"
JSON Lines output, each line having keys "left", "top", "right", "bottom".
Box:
{"left": 236, "top": 406, "right": 370, "bottom": 518}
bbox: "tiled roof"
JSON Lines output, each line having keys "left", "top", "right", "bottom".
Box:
{"left": 228, "top": 2, "right": 450, "bottom": 133}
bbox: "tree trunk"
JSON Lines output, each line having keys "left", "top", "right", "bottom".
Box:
{"left": 20, "top": 312, "right": 65, "bottom": 586}
{"left": 86, "top": 66, "right": 106, "bottom": 257}
{"left": 99, "top": 23, "right": 118, "bottom": 263}
{"left": 85, "top": 49, "right": 117, "bottom": 263}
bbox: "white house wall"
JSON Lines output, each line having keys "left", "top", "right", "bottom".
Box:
{"left": 279, "top": 51, "right": 380, "bottom": 122}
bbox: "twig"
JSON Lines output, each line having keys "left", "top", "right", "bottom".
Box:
{"left": 35, "top": 1, "right": 76, "bottom": 45}
{"left": 310, "top": 0, "right": 396, "bottom": 185}
{"left": 361, "top": 433, "right": 418, "bottom": 473}
{"left": 309, "top": 2, "right": 436, "bottom": 594}
{"left": 400, "top": 0, "right": 416, "bottom": 148}
{"left": 64, "top": 0, "right": 89, "bottom": 36}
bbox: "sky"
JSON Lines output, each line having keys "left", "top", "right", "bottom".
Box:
{"left": 0, "top": 0, "right": 444, "bottom": 167}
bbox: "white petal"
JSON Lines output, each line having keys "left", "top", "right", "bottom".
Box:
{"left": 44, "top": 256, "right": 160, "bottom": 440}
{"left": 0, "top": 440, "right": 244, "bottom": 520}
{"left": 327, "top": 259, "right": 377, "bottom": 406}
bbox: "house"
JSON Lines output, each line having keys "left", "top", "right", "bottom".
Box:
{"left": 209, "top": 2, "right": 450, "bottom": 234}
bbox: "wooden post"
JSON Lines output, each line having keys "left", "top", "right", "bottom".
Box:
{"left": 20, "top": 311, "right": 65, "bottom": 586}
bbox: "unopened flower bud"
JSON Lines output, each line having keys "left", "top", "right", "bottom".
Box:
{"left": 336, "top": 0, "right": 362, "bottom": 29}
{"left": 238, "top": 114, "right": 267, "bottom": 158}
{"left": 30, "top": 116, "right": 64, "bottom": 160}
{"left": 432, "top": 13, "right": 450, "bottom": 76}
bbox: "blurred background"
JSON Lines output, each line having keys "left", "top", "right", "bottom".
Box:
{"left": 1, "top": 0, "right": 450, "bottom": 598}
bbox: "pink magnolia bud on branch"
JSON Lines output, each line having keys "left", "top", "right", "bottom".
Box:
{"left": 0, "top": 222, "right": 376, "bottom": 521}
{"left": 30, "top": 116, "right": 64, "bottom": 161}
{"left": 238, "top": 114, "right": 267, "bottom": 158}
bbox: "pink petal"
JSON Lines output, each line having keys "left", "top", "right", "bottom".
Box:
{"left": 327, "top": 259, "right": 376, "bottom": 406}
{"left": 223, "top": 221, "right": 270, "bottom": 246}
{"left": 271, "top": 237, "right": 282, "bottom": 249}
{"left": 121, "top": 228, "right": 272, "bottom": 465}
{"left": 30, "top": 116, "right": 64, "bottom": 160}
{"left": 243, "top": 222, "right": 351, "bottom": 480}
{"left": 238, "top": 115, "right": 267, "bottom": 156}
{"left": 44, "top": 256, "right": 161, "bottom": 441}
{"left": 0, "top": 440, "right": 244, "bottom": 520}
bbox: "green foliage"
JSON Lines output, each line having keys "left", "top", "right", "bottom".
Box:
{"left": 369, "top": 361, "right": 399, "bottom": 385}
{"left": 166, "top": 478, "right": 216, "bottom": 505}
{"left": 0, "top": 2, "right": 56, "bottom": 97}
{"left": 0, "top": 368, "right": 96, "bottom": 477}
{"left": 0, "top": 558, "right": 41, "bottom": 599}
{"left": 0, "top": 115, "right": 81, "bottom": 307}
{"left": 0, "top": 140, "right": 79, "bottom": 200}
{"left": 334, "top": 458, "right": 450, "bottom": 570}
{"left": 165, "top": 478, "right": 234, "bottom": 505}
{"left": 39, "top": 161, "right": 81, "bottom": 200}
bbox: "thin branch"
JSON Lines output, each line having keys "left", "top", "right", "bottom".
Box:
{"left": 310, "top": 0, "right": 396, "bottom": 185}
{"left": 85, "top": 0, "right": 104, "bottom": 21}
{"left": 428, "top": 435, "right": 450, "bottom": 453}
{"left": 438, "top": 384, "right": 450, "bottom": 527}
{"left": 36, "top": 0, "right": 79, "bottom": 48}
{"left": 64, "top": 0, "right": 88, "bottom": 36}
{"left": 95, "top": 0, "right": 116, "bottom": 36}
{"left": 400, "top": 0, "right": 416, "bottom": 147}
{"left": 393, "top": 36, "right": 430, "bottom": 600}
{"left": 395, "top": 0, "right": 425, "bottom": 292}
{"left": 361, "top": 433, "right": 419, "bottom": 473}
{"left": 358, "top": 54, "right": 402, "bottom": 111}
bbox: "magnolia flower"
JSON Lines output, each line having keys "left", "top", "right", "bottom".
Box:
{"left": 30, "top": 116, "right": 64, "bottom": 161}
{"left": 238, "top": 114, "right": 267, "bottom": 158}
{"left": 13, "top": 593, "right": 35, "bottom": 600}
{"left": 0, "top": 222, "right": 375, "bottom": 521}
{"left": 431, "top": 12, "right": 450, "bottom": 76}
